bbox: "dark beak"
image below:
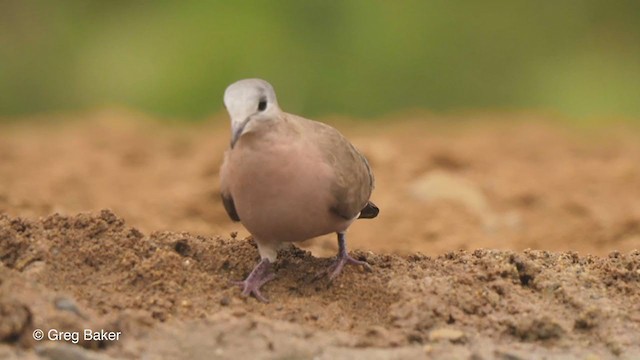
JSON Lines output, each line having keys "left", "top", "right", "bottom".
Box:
{"left": 230, "top": 117, "right": 251, "bottom": 148}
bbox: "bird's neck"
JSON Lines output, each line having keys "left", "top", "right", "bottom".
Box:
{"left": 237, "top": 118, "right": 300, "bottom": 150}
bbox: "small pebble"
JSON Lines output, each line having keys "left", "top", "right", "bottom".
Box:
{"left": 54, "top": 297, "right": 87, "bottom": 320}
{"left": 428, "top": 328, "right": 466, "bottom": 343}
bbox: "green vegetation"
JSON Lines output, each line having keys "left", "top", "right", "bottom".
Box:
{"left": 1, "top": 1, "right": 639, "bottom": 120}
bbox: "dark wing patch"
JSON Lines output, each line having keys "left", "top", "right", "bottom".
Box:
{"left": 358, "top": 201, "right": 379, "bottom": 219}
{"left": 221, "top": 193, "right": 240, "bottom": 222}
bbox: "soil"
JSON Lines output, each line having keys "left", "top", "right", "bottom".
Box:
{"left": 0, "top": 110, "right": 639, "bottom": 359}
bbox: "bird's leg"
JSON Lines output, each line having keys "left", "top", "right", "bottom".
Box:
{"left": 323, "top": 232, "right": 372, "bottom": 281}
{"left": 232, "top": 258, "right": 275, "bottom": 302}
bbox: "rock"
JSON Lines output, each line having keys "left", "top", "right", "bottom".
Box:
{"left": 409, "top": 170, "right": 497, "bottom": 230}
{"left": 54, "top": 297, "right": 87, "bottom": 320}
{"left": 428, "top": 328, "right": 466, "bottom": 343}
{"left": 409, "top": 170, "right": 520, "bottom": 231}
{"left": 494, "top": 349, "right": 526, "bottom": 360}
{"left": 410, "top": 171, "right": 487, "bottom": 212}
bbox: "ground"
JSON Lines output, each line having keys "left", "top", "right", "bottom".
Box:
{"left": 0, "top": 110, "right": 639, "bottom": 359}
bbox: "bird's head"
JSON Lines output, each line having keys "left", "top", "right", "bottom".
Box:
{"left": 223, "top": 78, "right": 279, "bottom": 148}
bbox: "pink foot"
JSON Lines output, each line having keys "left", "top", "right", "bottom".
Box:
{"left": 326, "top": 252, "right": 372, "bottom": 280}
{"left": 232, "top": 258, "right": 275, "bottom": 302}
{"left": 317, "top": 232, "right": 372, "bottom": 281}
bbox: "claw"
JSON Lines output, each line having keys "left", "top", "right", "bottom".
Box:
{"left": 315, "top": 252, "right": 371, "bottom": 281}
{"left": 232, "top": 258, "right": 275, "bottom": 302}
{"left": 315, "top": 232, "right": 372, "bottom": 281}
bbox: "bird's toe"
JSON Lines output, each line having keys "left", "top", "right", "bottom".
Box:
{"left": 316, "top": 253, "right": 372, "bottom": 282}
{"left": 232, "top": 272, "right": 275, "bottom": 302}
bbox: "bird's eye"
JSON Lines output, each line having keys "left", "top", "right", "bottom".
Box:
{"left": 258, "top": 99, "right": 267, "bottom": 112}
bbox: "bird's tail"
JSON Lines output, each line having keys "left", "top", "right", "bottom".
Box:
{"left": 358, "top": 201, "right": 379, "bottom": 219}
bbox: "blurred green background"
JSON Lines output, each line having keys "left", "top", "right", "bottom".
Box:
{"left": 1, "top": 1, "right": 639, "bottom": 121}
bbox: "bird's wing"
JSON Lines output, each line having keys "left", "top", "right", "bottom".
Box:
{"left": 292, "top": 114, "right": 376, "bottom": 220}
{"left": 220, "top": 150, "right": 240, "bottom": 222}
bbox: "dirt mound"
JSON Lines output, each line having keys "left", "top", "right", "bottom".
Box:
{"left": 1, "top": 210, "right": 639, "bottom": 358}
{"left": 1, "top": 113, "right": 640, "bottom": 358}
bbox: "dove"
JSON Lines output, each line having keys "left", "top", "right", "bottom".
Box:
{"left": 220, "top": 78, "right": 379, "bottom": 302}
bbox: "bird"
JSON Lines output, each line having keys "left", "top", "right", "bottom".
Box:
{"left": 219, "top": 78, "right": 379, "bottom": 302}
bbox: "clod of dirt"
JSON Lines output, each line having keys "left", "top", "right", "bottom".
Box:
{"left": 172, "top": 239, "right": 192, "bottom": 257}
{"left": 0, "top": 216, "right": 42, "bottom": 271}
{"left": 573, "top": 308, "right": 601, "bottom": 331}
{"left": 0, "top": 300, "right": 32, "bottom": 343}
{"left": 506, "top": 316, "right": 565, "bottom": 342}
{"left": 509, "top": 255, "right": 541, "bottom": 287}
